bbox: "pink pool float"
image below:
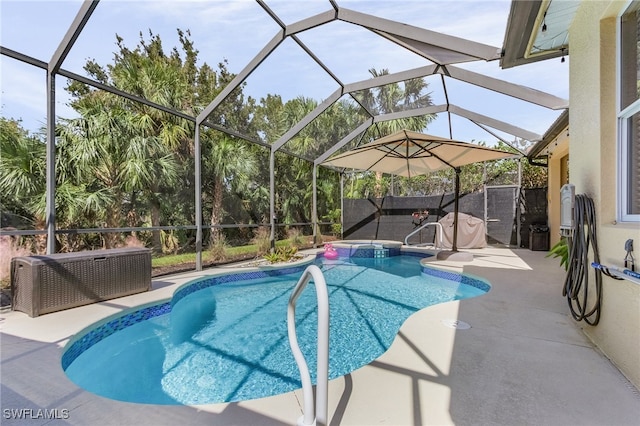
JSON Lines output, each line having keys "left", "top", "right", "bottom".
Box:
{"left": 323, "top": 243, "right": 338, "bottom": 260}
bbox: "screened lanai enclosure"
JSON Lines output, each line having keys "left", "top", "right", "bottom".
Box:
{"left": 0, "top": 0, "right": 567, "bottom": 272}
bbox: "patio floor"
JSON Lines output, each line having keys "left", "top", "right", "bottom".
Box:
{"left": 1, "top": 247, "right": 639, "bottom": 425}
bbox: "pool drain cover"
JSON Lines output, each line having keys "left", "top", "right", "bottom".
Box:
{"left": 441, "top": 319, "right": 471, "bottom": 330}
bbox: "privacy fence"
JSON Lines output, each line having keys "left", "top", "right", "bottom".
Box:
{"left": 343, "top": 187, "right": 548, "bottom": 249}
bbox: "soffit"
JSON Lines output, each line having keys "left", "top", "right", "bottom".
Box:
{"left": 501, "top": 0, "right": 579, "bottom": 69}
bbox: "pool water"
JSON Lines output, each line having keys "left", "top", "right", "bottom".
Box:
{"left": 63, "top": 255, "right": 488, "bottom": 405}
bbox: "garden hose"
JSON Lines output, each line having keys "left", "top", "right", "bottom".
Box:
{"left": 563, "top": 194, "right": 602, "bottom": 325}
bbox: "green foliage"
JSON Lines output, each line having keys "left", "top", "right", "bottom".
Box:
{"left": 342, "top": 68, "right": 436, "bottom": 199}
{"left": 208, "top": 234, "right": 228, "bottom": 262}
{"left": 0, "top": 236, "right": 32, "bottom": 288}
{"left": 59, "top": 29, "right": 200, "bottom": 250}
{"left": 2, "top": 33, "right": 438, "bottom": 253}
{"left": 546, "top": 237, "right": 570, "bottom": 270}
{"left": 286, "top": 227, "right": 304, "bottom": 248}
{"left": 352, "top": 68, "right": 434, "bottom": 130}
{"left": 0, "top": 118, "right": 46, "bottom": 226}
{"left": 251, "top": 227, "right": 272, "bottom": 256}
{"left": 160, "top": 230, "right": 179, "bottom": 255}
{"left": 7, "top": 29, "right": 550, "bottom": 257}
{"left": 322, "top": 208, "right": 342, "bottom": 237}
{"left": 263, "top": 245, "right": 299, "bottom": 264}
{"left": 203, "top": 134, "right": 259, "bottom": 245}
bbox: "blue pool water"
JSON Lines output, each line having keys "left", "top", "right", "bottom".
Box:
{"left": 63, "top": 255, "right": 489, "bottom": 405}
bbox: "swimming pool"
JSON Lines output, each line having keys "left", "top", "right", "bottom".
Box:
{"left": 62, "top": 252, "right": 490, "bottom": 405}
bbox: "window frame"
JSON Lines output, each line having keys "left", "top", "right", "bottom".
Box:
{"left": 617, "top": 0, "right": 640, "bottom": 222}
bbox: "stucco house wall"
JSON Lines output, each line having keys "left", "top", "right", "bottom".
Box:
{"left": 569, "top": 1, "right": 640, "bottom": 389}
{"left": 546, "top": 133, "right": 569, "bottom": 246}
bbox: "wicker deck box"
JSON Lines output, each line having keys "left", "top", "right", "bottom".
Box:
{"left": 11, "top": 247, "right": 151, "bottom": 317}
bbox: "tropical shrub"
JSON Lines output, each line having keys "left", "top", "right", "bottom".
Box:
{"left": 546, "top": 237, "right": 570, "bottom": 270}
{"left": 209, "top": 234, "right": 228, "bottom": 262}
{"left": 0, "top": 236, "right": 32, "bottom": 288}
{"left": 286, "top": 227, "right": 304, "bottom": 248}
{"left": 252, "top": 226, "right": 271, "bottom": 256}
{"left": 263, "top": 245, "right": 299, "bottom": 264}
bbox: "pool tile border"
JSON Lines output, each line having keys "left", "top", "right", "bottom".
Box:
{"left": 62, "top": 249, "right": 488, "bottom": 371}
{"left": 171, "top": 265, "right": 307, "bottom": 307}
{"left": 61, "top": 265, "right": 308, "bottom": 370}
{"left": 420, "top": 266, "right": 491, "bottom": 292}
{"left": 61, "top": 302, "right": 171, "bottom": 369}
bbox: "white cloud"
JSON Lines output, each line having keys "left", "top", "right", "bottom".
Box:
{"left": 1, "top": 0, "right": 567, "bottom": 142}
{"left": 0, "top": 59, "right": 47, "bottom": 129}
{"left": 0, "top": 58, "right": 78, "bottom": 131}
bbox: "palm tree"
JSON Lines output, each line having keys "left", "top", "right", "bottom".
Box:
{"left": 0, "top": 119, "right": 47, "bottom": 251}
{"left": 58, "top": 88, "right": 180, "bottom": 250}
{"left": 62, "top": 30, "right": 196, "bottom": 251}
{"left": 203, "top": 133, "right": 258, "bottom": 246}
{"left": 352, "top": 68, "right": 435, "bottom": 197}
{"left": 0, "top": 118, "right": 46, "bottom": 220}
{"left": 0, "top": 118, "right": 111, "bottom": 252}
{"left": 108, "top": 32, "right": 192, "bottom": 251}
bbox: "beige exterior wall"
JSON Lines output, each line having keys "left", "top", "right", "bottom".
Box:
{"left": 569, "top": 1, "right": 640, "bottom": 389}
{"left": 546, "top": 134, "right": 569, "bottom": 246}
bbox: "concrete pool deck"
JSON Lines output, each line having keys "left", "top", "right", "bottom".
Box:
{"left": 1, "top": 247, "right": 639, "bottom": 425}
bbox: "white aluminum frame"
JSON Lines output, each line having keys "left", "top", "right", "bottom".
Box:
{"left": 0, "top": 0, "right": 572, "bottom": 264}
{"left": 617, "top": 103, "right": 640, "bottom": 222}
{"left": 617, "top": 0, "right": 640, "bottom": 223}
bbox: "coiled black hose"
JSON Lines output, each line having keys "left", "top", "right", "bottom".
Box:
{"left": 563, "top": 194, "right": 602, "bottom": 325}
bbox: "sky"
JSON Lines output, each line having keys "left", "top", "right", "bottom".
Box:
{"left": 0, "top": 0, "right": 569, "bottom": 146}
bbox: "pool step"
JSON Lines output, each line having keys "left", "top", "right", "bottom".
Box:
{"left": 374, "top": 248, "right": 389, "bottom": 258}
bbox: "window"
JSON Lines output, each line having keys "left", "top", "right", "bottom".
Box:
{"left": 618, "top": 1, "right": 640, "bottom": 221}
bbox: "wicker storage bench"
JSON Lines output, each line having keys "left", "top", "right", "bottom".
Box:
{"left": 11, "top": 247, "right": 151, "bottom": 317}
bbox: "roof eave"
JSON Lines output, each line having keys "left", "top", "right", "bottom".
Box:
{"left": 500, "top": 0, "right": 567, "bottom": 69}
{"left": 527, "top": 109, "right": 569, "bottom": 159}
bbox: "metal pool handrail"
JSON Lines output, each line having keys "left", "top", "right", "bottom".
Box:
{"left": 404, "top": 221, "right": 444, "bottom": 247}
{"left": 287, "top": 265, "right": 329, "bottom": 426}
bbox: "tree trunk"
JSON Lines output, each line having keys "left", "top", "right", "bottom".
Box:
{"left": 374, "top": 171, "right": 383, "bottom": 198}
{"left": 34, "top": 218, "right": 48, "bottom": 254}
{"left": 126, "top": 191, "right": 141, "bottom": 245}
{"left": 104, "top": 204, "right": 121, "bottom": 249}
{"left": 150, "top": 201, "right": 162, "bottom": 253}
{"left": 210, "top": 179, "right": 223, "bottom": 247}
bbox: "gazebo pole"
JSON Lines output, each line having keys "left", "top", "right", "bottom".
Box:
{"left": 452, "top": 167, "right": 461, "bottom": 252}
{"left": 436, "top": 166, "right": 472, "bottom": 262}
